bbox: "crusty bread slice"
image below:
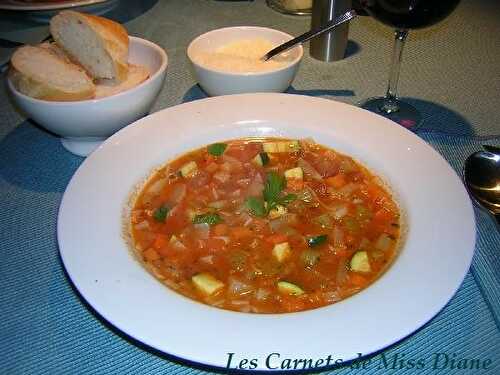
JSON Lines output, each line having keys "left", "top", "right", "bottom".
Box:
{"left": 95, "top": 64, "right": 149, "bottom": 98}
{"left": 39, "top": 41, "right": 72, "bottom": 63}
{"left": 50, "top": 10, "right": 129, "bottom": 82}
{"left": 9, "top": 45, "right": 95, "bottom": 101}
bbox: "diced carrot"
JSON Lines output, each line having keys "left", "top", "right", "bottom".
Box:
{"left": 153, "top": 234, "right": 168, "bottom": 250}
{"left": 334, "top": 247, "right": 349, "bottom": 257}
{"left": 286, "top": 178, "right": 303, "bottom": 191}
{"left": 266, "top": 233, "right": 289, "bottom": 244}
{"left": 349, "top": 273, "right": 368, "bottom": 287}
{"left": 143, "top": 248, "right": 160, "bottom": 261}
{"left": 205, "top": 237, "right": 226, "bottom": 251}
{"left": 345, "top": 234, "right": 356, "bottom": 246}
{"left": 230, "top": 226, "right": 253, "bottom": 239}
{"left": 373, "top": 208, "right": 394, "bottom": 223}
{"left": 213, "top": 223, "right": 228, "bottom": 236}
{"left": 157, "top": 246, "right": 170, "bottom": 257}
{"left": 326, "top": 174, "right": 346, "bottom": 189}
{"left": 281, "top": 296, "right": 306, "bottom": 312}
{"left": 205, "top": 154, "right": 215, "bottom": 164}
{"left": 205, "top": 162, "right": 219, "bottom": 173}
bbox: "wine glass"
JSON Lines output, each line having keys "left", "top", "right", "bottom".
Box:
{"left": 359, "top": 0, "right": 461, "bottom": 129}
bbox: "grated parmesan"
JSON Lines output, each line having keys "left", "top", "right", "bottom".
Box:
{"left": 192, "top": 38, "right": 295, "bottom": 73}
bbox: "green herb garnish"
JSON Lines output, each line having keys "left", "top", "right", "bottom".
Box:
{"left": 153, "top": 206, "right": 169, "bottom": 222}
{"left": 207, "top": 143, "right": 227, "bottom": 156}
{"left": 245, "top": 172, "right": 297, "bottom": 217}
{"left": 307, "top": 234, "right": 328, "bottom": 247}
{"left": 259, "top": 152, "right": 270, "bottom": 166}
{"left": 245, "top": 196, "right": 267, "bottom": 217}
{"left": 263, "top": 171, "right": 286, "bottom": 211}
{"left": 280, "top": 193, "right": 297, "bottom": 205}
{"left": 192, "top": 213, "right": 223, "bottom": 225}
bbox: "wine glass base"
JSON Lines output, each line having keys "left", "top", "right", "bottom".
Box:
{"left": 359, "top": 97, "right": 422, "bottom": 130}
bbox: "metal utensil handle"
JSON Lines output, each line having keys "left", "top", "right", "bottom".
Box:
{"left": 263, "top": 9, "right": 357, "bottom": 61}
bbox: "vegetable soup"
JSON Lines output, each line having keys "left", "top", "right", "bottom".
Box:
{"left": 129, "top": 138, "right": 402, "bottom": 313}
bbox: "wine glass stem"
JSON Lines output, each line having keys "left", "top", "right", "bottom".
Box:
{"left": 381, "top": 29, "right": 409, "bottom": 114}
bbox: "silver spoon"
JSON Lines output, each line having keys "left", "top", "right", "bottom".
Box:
{"left": 464, "top": 146, "right": 500, "bottom": 227}
{"left": 262, "top": 9, "right": 357, "bottom": 61}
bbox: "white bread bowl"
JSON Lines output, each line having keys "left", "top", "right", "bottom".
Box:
{"left": 8, "top": 36, "right": 168, "bottom": 157}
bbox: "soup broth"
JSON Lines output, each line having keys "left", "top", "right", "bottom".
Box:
{"left": 129, "top": 138, "right": 401, "bottom": 313}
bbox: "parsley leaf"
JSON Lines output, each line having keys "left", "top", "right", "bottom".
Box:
{"left": 307, "top": 235, "right": 328, "bottom": 247}
{"left": 192, "top": 213, "right": 223, "bottom": 225}
{"left": 207, "top": 143, "right": 227, "bottom": 156}
{"left": 245, "top": 196, "right": 266, "bottom": 217}
{"left": 263, "top": 172, "right": 286, "bottom": 210}
{"left": 279, "top": 193, "right": 297, "bottom": 205}
{"left": 153, "top": 206, "right": 169, "bottom": 222}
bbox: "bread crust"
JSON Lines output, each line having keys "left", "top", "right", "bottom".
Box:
{"left": 51, "top": 10, "right": 129, "bottom": 81}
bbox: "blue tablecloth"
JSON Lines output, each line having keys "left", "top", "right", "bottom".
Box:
{"left": 1, "top": 1, "right": 499, "bottom": 374}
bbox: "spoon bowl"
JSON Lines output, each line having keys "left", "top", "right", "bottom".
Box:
{"left": 464, "top": 146, "right": 500, "bottom": 226}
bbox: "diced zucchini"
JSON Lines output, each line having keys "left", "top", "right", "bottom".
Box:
{"left": 252, "top": 152, "right": 270, "bottom": 166}
{"left": 277, "top": 281, "right": 304, "bottom": 296}
{"left": 263, "top": 140, "right": 300, "bottom": 153}
{"left": 272, "top": 242, "right": 291, "bottom": 262}
{"left": 180, "top": 161, "right": 197, "bottom": 177}
{"left": 268, "top": 204, "right": 287, "bottom": 219}
{"left": 284, "top": 167, "right": 303, "bottom": 180}
{"left": 350, "top": 251, "right": 371, "bottom": 273}
{"left": 192, "top": 272, "right": 224, "bottom": 295}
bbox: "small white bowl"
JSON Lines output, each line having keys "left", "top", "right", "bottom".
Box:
{"left": 187, "top": 26, "right": 303, "bottom": 96}
{"left": 7, "top": 36, "right": 168, "bottom": 157}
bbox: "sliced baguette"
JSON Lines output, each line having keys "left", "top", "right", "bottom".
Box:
{"left": 95, "top": 64, "right": 149, "bottom": 98}
{"left": 9, "top": 44, "right": 95, "bottom": 101}
{"left": 50, "top": 10, "right": 129, "bottom": 82}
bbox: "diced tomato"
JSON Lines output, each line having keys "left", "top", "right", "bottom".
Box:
{"left": 286, "top": 178, "right": 303, "bottom": 191}
{"left": 143, "top": 248, "right": 160, "bottom": 261}
{"left": 373, "top": 208, "right": 394, "bottom": 223}
{"left": 224, "top": 142, "right": 262, "bottom": 162}
{"left": 205, "top": 238, "right": 226, "bottom": 252}
{"left": 153, "top": 234, "right": 169, "bottom": 250}
{"left": 163, "top": 203, "right": 189, "bottom": 234}
{"left": 349, "top": 273, "right": 368, "bottom": 287}
{"left": 266, "top": 233, "right": 288, "bottom": 244}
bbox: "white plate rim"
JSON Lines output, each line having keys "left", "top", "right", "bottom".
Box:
{"left": 57, "top": 93, "right": 476, "bottom": 371}
{"left": 0, "top": 0, "right": 109, "bottom": 11}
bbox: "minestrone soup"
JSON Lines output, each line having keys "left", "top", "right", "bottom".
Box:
{"left": 129, "top": 138, "right": 402, "bottom": 313}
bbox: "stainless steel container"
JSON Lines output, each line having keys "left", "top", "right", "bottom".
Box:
{"left": 266, "top": 0, "right": 313, "bottom": 16}
{"left": 310, "top": 0, "right": 352, "bottom": 61}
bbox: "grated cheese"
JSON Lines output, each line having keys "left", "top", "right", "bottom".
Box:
{"left": 192, "top": 38, "right": 295, "bottom": 73}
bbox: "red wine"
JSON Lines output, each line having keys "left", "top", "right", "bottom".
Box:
{"left": 360, "top": 0, "right": 461, "bottom": 29}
